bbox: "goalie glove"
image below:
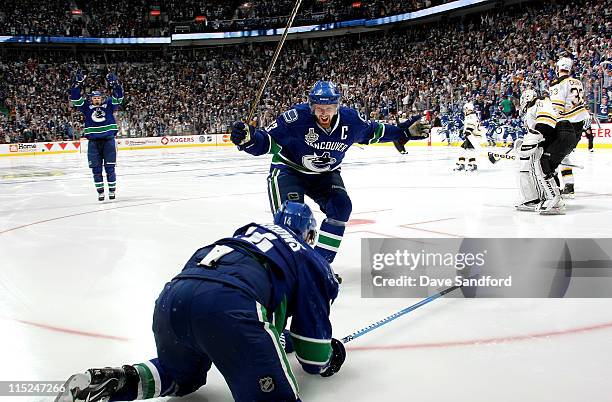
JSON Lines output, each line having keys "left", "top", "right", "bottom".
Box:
{"left": 231, "top": 121, "right": 255, "bottom": 147}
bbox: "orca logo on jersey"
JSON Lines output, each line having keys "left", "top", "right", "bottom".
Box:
{"left": 302, "top": 152, "right": 337, "bottom": 172}
{"left": 91, "top": 108, "right": 106, "bottom": 123}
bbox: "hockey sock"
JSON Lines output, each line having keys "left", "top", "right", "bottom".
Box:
{"left": 315, "top": 218, "right": 346, "bottom": 263}
{"left": 95, "top": 182, "right": 104, "bottom": 194}
{"left": 561, "top": 167, "right": 574, "bottom": 185}
{"left": 108, "top": 181, "right": 116, "bottom": 192}
{"left": 111, "top": 360, "right": 175, "bottom": 401}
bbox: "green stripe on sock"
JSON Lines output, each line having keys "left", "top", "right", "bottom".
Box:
{"left": 318, "top": 234, "right": 341, "bottom": 248}
{"left": 134, "top": 363, "right": 156, "bottom": 399}
{"left": 291, "top": 336, "right": 332, "bottom": 364}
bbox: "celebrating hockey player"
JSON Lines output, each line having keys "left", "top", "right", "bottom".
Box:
{"left": 56, "top": 201, "right": 344, "bottom": 402}
{"left": 231, "top": 80, "right": 430, "bottom": 263}
{"left": 454, "top": 102, "right": 483, "bottom": 172}
{"left": 71, "top": 71, "right": 124, "bottom": 201}
{"left": 516, "top": 89, "right": 574, "bottom": 214}
{"left": 549, "top": 57, "right": 591, "bottom": 198}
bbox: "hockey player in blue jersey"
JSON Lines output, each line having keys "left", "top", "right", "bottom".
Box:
{"left": 231, "top": 81, "right": 430, "bottom": 263}
{"left": 71, "top": 71, "right": 124, "bottom": 201}
{"left": 56, "top": 201, "right": 344, "bottom": 402}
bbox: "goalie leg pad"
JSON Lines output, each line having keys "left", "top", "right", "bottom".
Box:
{"left": 518, "top": 147, "right": 542, "bottom": 204}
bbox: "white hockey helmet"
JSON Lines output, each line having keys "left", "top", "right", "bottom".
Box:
{"left": 463, "top": 102, "right": 475, "bottom": 115}
{"left": 519, "top": 89, "right": 537, "bottom": 115}
{"left": 556, "top": 57, "right": 573, "bottom": 74}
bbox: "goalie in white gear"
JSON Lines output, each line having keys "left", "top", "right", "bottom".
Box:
{"left": 455, "top": 102, "right": 483, "bottom": 172}
{"left": 549, "top": 57, "right": 590, "bottom": 197}
{"left": 517, "top": 89, "right": 574, "bottom": 214}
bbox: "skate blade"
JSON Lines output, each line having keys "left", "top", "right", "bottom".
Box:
{"left": 55, "top": 373, "right": 91, "bottom": 402}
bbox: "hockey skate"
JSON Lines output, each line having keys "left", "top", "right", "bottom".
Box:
{"left": 454, "top": 163, "right": 466, "bottom": 171}
{"left": 515, "top": 199, "right": 541, "bottom": 212}
{"left": 98, "top": 192, "right": 105, "bottom": 202}
{"left": 466, "top": 163, "right": 477, "bottom": 172}
{"left": 109, "top": 191, "right": 116, "bottom": 200}
{"left": 537, "top": 196, "right": 566, "bottom": 215}
{"left": 561, "top": 183, "right": 574, "bottom": 199}
{"left": 55, "top": 366, "right": 135, "bottom": 402}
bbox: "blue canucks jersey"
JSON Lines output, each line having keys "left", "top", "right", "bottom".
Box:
{"left": 241, "top": 103, "right": 406, "bottom": 174}
{"left": 71, "top": 86, "right": 124, "bottom": 140}
{"left": 175, "top": 222, "right": 340, "bottom": 372}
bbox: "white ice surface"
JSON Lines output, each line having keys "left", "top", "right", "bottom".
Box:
{"left": 1, "top": 146, "right": 611, "bottom": 402}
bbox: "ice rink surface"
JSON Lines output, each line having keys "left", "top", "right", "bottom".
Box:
{"left": 1, "top": 145, "right": 612, "bottom": 402}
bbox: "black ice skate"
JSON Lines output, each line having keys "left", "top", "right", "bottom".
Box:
{"left": 55, "top": 366, "right": 135, "bottom": 402}
{"left": 109, "top": 191, "right": 116, "bottom": 200}
{"left": 466, "top": 163, "right": 477, "bottom": 172}
{"left": 454, "top": 163, "right": 466, "bottom": 171}
{"left": 562, "top": 183, "right": 575, "bottom": 199}
{"left": 98, "top": 193, "right": 105, "bottom": 202}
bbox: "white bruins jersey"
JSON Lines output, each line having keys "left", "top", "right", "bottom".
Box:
{"left": 463, "top": 113, "right": 482, "bottom": 136}
{"left": 523, "top": 97, "right": 557, "bottom": 133}
{"left": 549, "top": 76, "right": 590, "bottom": 123}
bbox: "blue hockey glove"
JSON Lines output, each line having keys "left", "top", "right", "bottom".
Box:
{"left": 231, "top": 121, "right": 255, "bottom": 146}
{"left": 320, "top": 338, "right": 346, "bottom": 377}
{"left": 73, "top": 71, "right": 86, "bottom": 88}
{"left": 106, "top": 72, "right": 118, "bottom": 87}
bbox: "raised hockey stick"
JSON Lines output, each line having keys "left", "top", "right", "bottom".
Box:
{"left": 245, "top": 0, "right": 303, "bottom": 125}
{"left": 341, "top": 280, "right": 466, "bottom": 344}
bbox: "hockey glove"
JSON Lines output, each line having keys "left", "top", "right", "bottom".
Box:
{"left": 395, "top": 116, "right": 431, "bottom": 154}
{"left": 400, "top": 116, "right": 431, "bottom": 140}
{"left": 106, "top": 73, "right": 119, "bottom": 87}
{"left": 73, "top": 71, "right": 86, "bottom": 88}
{"left": 231, "top": 121, "right": 255, "bottom": 146}
{"left": 320, "top": 338, "right": 346, "bottom": 377}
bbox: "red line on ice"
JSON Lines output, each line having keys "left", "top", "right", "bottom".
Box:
{"left": 13, "top": 318, "right": 131, "bottom": 342}
{"left": 347, "top": 321, "right": 612, "bottom": 351}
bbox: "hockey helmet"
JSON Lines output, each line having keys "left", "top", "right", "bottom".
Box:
{"left": 308, "top": 81, "right": 341, "bottom": 113}
{"left": 274, "top": 201, "right": 317, "bottom": 245}
{"left": 89, "top": 91, "right": 103, "bottom": 98}
{"left": 556, "top": 57, "right": 573, "bottom": 73}
{"left": 463, "top": 102, "right": 475, "bottom": 115}
{"left": 519, "top": 89, "right": 537, "bottom": 115}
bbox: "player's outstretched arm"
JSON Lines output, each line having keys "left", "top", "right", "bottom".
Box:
{"left": 70, "top": 71, "right": 86, "bottom": 110}
{"left": 107, "top": 73, "right": 124, "bottom": 107}
{"left": 356, "top": 113, "right": 430, "bottom": 154}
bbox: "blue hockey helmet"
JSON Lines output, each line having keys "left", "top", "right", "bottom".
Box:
{"left": 308, "top": 81, "right": 341, "bottom": 112}
{"left": 274, "top": 201, "right": 317, "bottom": 245}
{"left": 89, "top": 91, "right": 103, "bottom": 97}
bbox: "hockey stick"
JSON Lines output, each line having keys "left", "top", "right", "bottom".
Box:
{"left": 561, "top": 162, "right": 584, "bottom": 169}
{"left": 245, "top": 0, "right": 303, "bottom": 125}
{"left": 341, "top": 280, "right": 466, "bottom": 344}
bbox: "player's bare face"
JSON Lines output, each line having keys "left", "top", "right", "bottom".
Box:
{"left": 314, "top": 104, "right": 337, "bottom": 129}
{"left": 92, "top": 96, "right": 102, "bottom": 106}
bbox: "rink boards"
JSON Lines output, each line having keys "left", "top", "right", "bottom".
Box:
{"left": 1, "top": 124, "right": 611, "bottom": 157}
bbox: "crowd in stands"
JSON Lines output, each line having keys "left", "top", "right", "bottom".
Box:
{"left": 0, "top": 0, "right": 448, "bottom": 37}
{"left": 0, "top": 0, "right": 610, "bottom": 143}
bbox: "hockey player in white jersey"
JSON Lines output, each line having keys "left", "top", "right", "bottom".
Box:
{"left": 549, "top": 57, "right": 590, "bottom": 197}
{"left": 454, "top": 102, "right": 483, "bottom": 172}
{"left": 516, "top": 89, "right": 574, "bottom": 214}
